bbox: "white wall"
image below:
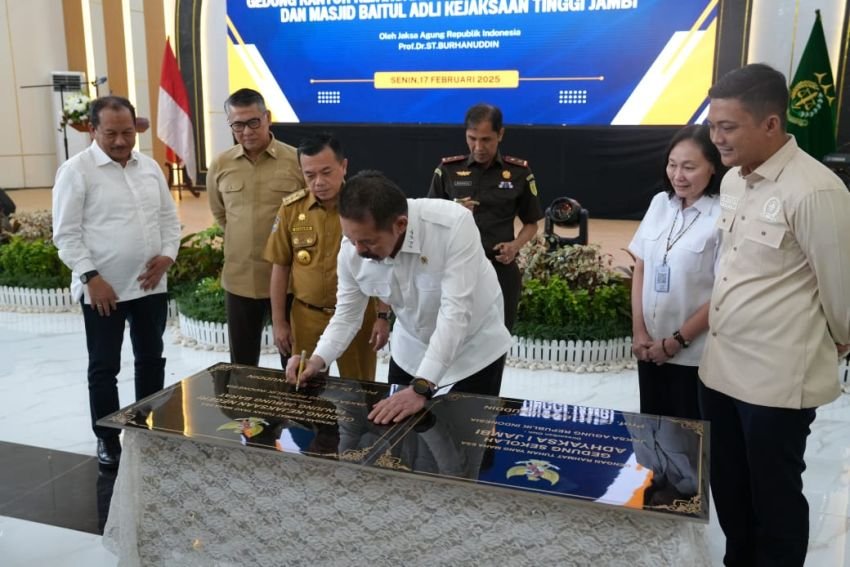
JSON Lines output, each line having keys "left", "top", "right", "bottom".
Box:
{"left": 748, "top": 0, "right": 846, "bottom": 80}
{"left": 130, "top": 0, "right": 153, "bottom": 157}
{"left": 202, "top": 0, "right": 232, "bottom": 164}
{"left": 0, "top": 0, "right": 70, "bottom": 188}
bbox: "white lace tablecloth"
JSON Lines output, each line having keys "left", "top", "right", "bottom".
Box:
{"left": 103, "top": 430, "right": 710, "bottom": 566}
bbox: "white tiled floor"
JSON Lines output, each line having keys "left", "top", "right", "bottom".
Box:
{"left": 1, "top": 310, "right": 850, "bottom": 565}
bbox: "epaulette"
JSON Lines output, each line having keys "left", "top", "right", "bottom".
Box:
{"left": 441, "top": 154, "right": 467, "bottom": 164}
{"left": 281, "top": 189, "right": 307, "bottom": 207}
{"left": 504, "top": 155, "right": 529, "bottom": 168}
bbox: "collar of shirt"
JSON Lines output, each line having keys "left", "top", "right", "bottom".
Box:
{"left": 306, "top": 189, "right": 341, "bottom": 211}
{"left": 306, "top": 191, "right": 321, "bottom": 210}
{"left": 738, "top": 135, "right": 797, "bottom": 186}
{"left": 371, "top": 200, "right": 421, "bottom": 266}
{"left": 233, "top": 133, "right": 279, "bottom": 161}
{"left": 90, "top": 140, "right": 139, "bottom": 168}
{"left": 666, "top": 192, "right": 716, "bottom": 216}
{"left": 399, "top": 200, "right": 422, "bottom": 256}
{"left": 465, "top": 151, "right": 504, "bottom": 169}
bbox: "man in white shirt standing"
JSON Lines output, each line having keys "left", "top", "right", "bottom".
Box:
{"left": 288, "top": 170, "right": 513, "bottom": 424}
{"left": 53, "top": 96, "right": 181, "bottom": 468}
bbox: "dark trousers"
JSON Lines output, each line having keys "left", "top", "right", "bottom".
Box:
{"left": 225, "top": 291, "right": 287, "bottom": 368}
{"left": 698, "top": 382, "right": 816, "bottom": 567}
{"left": 82, "top": 293, "right": 167, "bottom": 441}
{"left": 637, "top": 361, "right": 700, "bottom": 419}
{"left": 387, "top": 355, "right": 505, "bottom": 397}
{"left": 491, "top": 260, "right": 521, "bottom": 332}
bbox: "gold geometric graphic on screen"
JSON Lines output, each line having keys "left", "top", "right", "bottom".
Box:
{"left": 612, "top": 0, "right": 718, "bottom": 125}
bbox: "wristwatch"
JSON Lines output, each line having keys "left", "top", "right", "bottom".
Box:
{"left": 410, "top": 378, "right": 435, "bottom": 400}
{"left": 672, "top": 330, "right": 690, "bottom": 348}
{"left": 376, "top": 311, "right": 391, "bottom": 321}
{"left": 80, "top": 270, "right": 99, "bottom": 284}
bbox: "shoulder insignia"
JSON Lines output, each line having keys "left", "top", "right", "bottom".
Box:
{"left": 433, "top": 167, "right": 442, "bottom": 177}
{"left": 441, "top": 154, "right": 467, "bottom": 164}
{"left": 504, "top": 155, "right": 529, "bottom": 168}
{"left": 281, "top": 189, "right": 308, "bottom": 207}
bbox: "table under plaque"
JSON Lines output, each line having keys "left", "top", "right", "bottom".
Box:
{"left": 101, "top": 363, "right": 711, "bottom": 566}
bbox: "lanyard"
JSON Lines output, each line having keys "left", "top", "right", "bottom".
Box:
{"left": 663, "top": 208, "right": 701, "bottom": 265}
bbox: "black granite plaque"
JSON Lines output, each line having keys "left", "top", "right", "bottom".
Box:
{"left": 101, "top": 363, "right": 708, "bottom": 521}
{"left": 382, "top": 393, "right": 709, "bottom": 520}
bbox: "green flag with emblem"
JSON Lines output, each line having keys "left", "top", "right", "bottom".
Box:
{"left": 787, "top": 10, "right": 837, "bottom": 161}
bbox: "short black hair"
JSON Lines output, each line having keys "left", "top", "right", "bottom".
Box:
{"left": 297, "top": 132, "right": 345, "bottom": 163}
{"left": 89, "top": 96, "right": 136, "bottom": 129}
{"left": 662, "top": 124, "right": 726, "bottom": 197}
{"left": 708, "top": 63, "right": 789, "bottom": 129}
{"left": 224, "top": 88, "right": 267, "bottom": 114}
{"left": 464, "top": 103, "right": 503, "bottom": 132}
{"left": 339, "top": 170, "right": 408, "bottom": 231}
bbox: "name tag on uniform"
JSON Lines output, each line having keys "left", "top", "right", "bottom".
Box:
{"left": 654, "top": 264, "right": 670, "bottom": 293}
{"left": 720, "top": 194, "right": 739, "bottom": 211}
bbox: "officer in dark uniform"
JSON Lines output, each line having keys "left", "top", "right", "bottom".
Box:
{"left": 427, "top": 103, "right": 543, "bottom": 330}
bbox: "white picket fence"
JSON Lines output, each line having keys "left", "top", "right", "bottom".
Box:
{"left": 508, "top": 336, "right": 636, "bottom": 372}
{"left": 0, "top": 286, "right": 179, "bottom": 318}
{"left": 175, "top": 315, "right": 635, "bottom": 371}
{"left": 177, "top": 313, "right": 276, "bottom": 352}
{"left": 0, "top": 286, "right": 77, "bottom": 312}
{"left": 3, "top": 287, "right": 850, "bottom": 380}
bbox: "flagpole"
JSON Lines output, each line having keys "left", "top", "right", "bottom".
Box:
{"left": 788, "top": 0, "right": 801, "bottom": 80}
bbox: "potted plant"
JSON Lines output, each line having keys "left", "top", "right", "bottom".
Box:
{"left": 59, "top": 94, "right": 92, "bottom": 132}
{"left": 512, "top": 237, "right": 634, "bottom": 371}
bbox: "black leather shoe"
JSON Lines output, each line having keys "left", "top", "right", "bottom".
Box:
{"left": 97, "top": 438, "right": 121, "bottom": 469}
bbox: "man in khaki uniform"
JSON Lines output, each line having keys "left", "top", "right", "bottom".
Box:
{"left": 264, "top": 133, "right": 386, "bottom": 380}
{"left": 701, "top": 64, "right": 850, "bottom": 566}
{"left": 207, "top": 88, "right": 304, "bottom": 366}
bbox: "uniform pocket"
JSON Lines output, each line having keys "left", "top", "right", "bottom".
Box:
{"left": 291, "top": 230, "right": 317, "bottom": 248}
{"left": 414, "top": 272, "right": 442, "bottom": 292}
{"left": 359, "top": 278, "right": 392, "bottom": 299}
{"left": 676, "top": 238, "right": 708, "bottom": 273}
{"left": 745, "top": 221, "right": 785, "bottom": 248}
{"left": 268, "top": 175, "right": 303, "bottom": 197}
{"left": 741, "top": 221, "right": 787, "bottom": 277}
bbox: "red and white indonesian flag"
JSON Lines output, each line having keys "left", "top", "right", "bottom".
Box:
{"left": 157, "top": 39, "right": 197, "bottom": 184}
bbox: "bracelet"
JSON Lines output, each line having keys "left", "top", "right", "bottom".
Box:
{"left": 661, "top": 338, "right": 673, "bottom": 358}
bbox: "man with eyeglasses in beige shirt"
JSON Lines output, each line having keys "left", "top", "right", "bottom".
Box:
{"left": 207, "top": 88, "right": 305, "bottom": 367}
{"left": 701, "top": 63, "right": 850, "bottom": 567}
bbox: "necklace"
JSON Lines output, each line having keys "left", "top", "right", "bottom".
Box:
{"left": 663, "top": 209, "right": 701, "bottom": 265}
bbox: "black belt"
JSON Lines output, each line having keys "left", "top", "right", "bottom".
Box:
{"left": 296, "top": 298, "right": 335, "bottom": 315}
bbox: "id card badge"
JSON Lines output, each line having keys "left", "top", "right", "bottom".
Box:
{"left": 654, "top": 264, "right": 671, "bottom": 293}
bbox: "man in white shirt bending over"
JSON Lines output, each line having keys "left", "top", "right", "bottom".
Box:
{"left": 53, "top": 96, "right": 181, "bottom": 468}
{"left": 287, "top": 170, "right": 512, "bottom": 424}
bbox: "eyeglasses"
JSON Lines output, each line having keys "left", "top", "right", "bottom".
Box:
{"left": 229, "top": 117, "right": 262, "bottom": 132}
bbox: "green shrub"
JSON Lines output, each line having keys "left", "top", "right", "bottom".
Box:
{"left": 175, "top": 276, "right": 227, "bottom": 323}
{"left": 0, "top": 236, "right": 71, "bottom": 289}
{"left": 515, "top": 276, "right": 631, "bottom": 341}
{"left": 169, "top": 225, "right": 224, "bottom": 294}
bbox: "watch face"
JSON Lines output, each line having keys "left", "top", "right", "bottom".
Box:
{"left": 411, "top": 379, "right": 431, "bottom": 396}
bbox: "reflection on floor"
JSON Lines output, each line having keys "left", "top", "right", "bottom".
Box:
{"left": 2, "top": 311, "right": 850, "bottom": 565}
{"left": 0, "top": 441, "right": 114, "bottom": 535}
